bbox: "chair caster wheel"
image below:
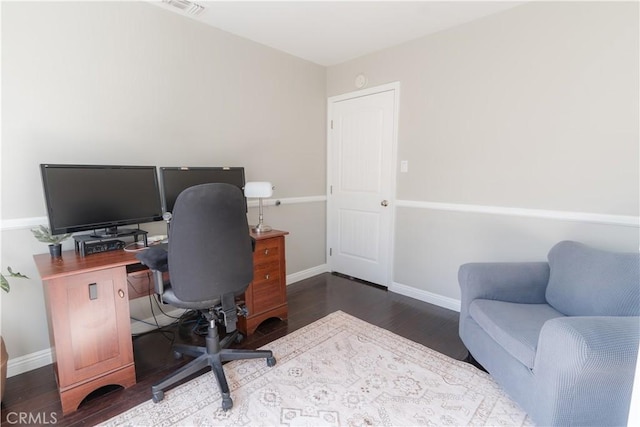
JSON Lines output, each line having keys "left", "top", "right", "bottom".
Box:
{"left": 235, "top": 333, "right": 244, "bottom": 344}
{"left": 152, "top": 390, "right": 164, "bottom": 403}
{"left": 221, "top": 396, "right": 233, "bottom": 411}
{"left": 267, "top": 356, "right": 277, "bottom": 367}
{"left": 173, "top": 351, "right": 182, "bottom": 359}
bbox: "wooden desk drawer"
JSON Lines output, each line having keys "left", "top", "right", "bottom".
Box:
{"left": 254, "top": 239, "right": 281, "bottom": 263}
{"left": 252, "top": 260, "right": 280, "bottom": 284}
{"left": 251, "top": 276, "right": 285, "bottom": 314}
{"left": 127, "top": 269, "right": 153, "bottom": 300}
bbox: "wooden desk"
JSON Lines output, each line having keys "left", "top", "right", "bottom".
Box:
{"left": 34, "top": 229, "right": 288, "bottom": 415}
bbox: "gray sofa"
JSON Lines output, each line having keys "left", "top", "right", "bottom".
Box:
{"left": 458, "top": 241, "right": 639, "bottom": 426}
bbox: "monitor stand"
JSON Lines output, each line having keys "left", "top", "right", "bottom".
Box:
{"left": 89, "top": 226, "right": 143, "bottom": 239}
{"left": 74, "top": 229, "right": 148, "bottom": 256}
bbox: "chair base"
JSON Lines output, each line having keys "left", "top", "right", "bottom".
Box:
{"left": 151, "top": 319, "right": 276, "bottom": 411}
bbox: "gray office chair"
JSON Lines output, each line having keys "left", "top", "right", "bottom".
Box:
{"left": 136, "top": 183, "right": 276, "bottom": 411}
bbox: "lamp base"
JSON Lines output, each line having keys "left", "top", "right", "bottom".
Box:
{"left": 251, "top": 224, "right": 272, "bottom": 233}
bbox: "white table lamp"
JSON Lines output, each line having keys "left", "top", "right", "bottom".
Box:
{"left": 244, "top": 181, "right": 274, "bottom": 233}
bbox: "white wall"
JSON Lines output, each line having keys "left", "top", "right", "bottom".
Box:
{"left": 327, "top": 1, "right": 639, "bottom": 306}
{"left": 1, "top": 1, "right": 327, "bottom": 367}
{"left": 2, "top": 0, "right": 638, "bottom": 378}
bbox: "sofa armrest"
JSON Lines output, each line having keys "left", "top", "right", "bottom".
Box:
{"left": 532, "top": 316, "right": 640, "bottom": 426}
{"left": 459, "top": 262, "right": 549, "bottom": 307}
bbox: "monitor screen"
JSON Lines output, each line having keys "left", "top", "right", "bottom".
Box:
{"left": 160, "top": 167, "right": 246, "bottom": 213}
{"left": 40, "top": 164, "right": 163, "bottom": 236}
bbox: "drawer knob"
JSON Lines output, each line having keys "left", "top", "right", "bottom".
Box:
{"left": 265, "top": 274, "right": 270, "bottom": 280}
{"left": 118, "top": 289, "right": 125, "bottom": 299}
{"left": 264, "top": 249, "right": 269, "bottom": 255}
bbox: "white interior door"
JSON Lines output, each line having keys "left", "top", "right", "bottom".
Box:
{"left": 327, "top": 84, "right": 398, "bottom": 286}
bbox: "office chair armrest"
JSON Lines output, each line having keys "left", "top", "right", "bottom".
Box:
{"left": 136, "top": 246, "right": 169, "bottom": 272}
{"left": 136, "top": 247, "right": 169, "bottom": 297}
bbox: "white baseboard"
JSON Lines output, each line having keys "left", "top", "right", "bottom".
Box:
{"left": 284, "top": 265, "right": 461, "bottom": 313}
{"left": 7, "top": 348, "right": 53, "bottom": 378}
{"left": 389, "top": 281, "right": 461, "bottom": 312}
{"left": 287, "top": 264, "right": 330, "bottom": 285}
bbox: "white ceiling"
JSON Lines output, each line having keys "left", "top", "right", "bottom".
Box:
{"left": 153, "top": 1, "right": 525, "bottom": 66}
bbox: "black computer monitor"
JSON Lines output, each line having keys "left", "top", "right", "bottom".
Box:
{"left": 40, "top": 164, "right": 163, "bottom": 237}
{"left": 159, "top": 167, "right": 247, "bottom": 214}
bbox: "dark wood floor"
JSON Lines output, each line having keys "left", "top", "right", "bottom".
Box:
{"left": 0, "top": 273, "right": 468, "bottom": 426}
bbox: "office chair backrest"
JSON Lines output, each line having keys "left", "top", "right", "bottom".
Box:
{"left": 168, "top": 183, "right": 254, "bottom": 302}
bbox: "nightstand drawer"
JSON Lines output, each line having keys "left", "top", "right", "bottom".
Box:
{"left": 251, "top": 276, "right": 285, "bottom": 313}
{"left": 254, "top": 239, "right": 281, "bottom": 263}
{"left": 252, "top": 260, "right": 280, "bottom": 284}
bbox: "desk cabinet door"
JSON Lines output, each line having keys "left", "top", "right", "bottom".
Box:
{"left": 45, "top": 267, "right": 134, "bottom": 388}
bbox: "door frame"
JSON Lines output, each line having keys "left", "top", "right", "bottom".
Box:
{"left": 326, "top": 81, "right": 400, "bottom": 287}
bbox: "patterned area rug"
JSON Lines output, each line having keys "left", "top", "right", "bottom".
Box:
{"left": 101, "top": 311, "right": 532, "bottom": 426}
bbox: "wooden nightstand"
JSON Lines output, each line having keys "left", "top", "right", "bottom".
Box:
{"left": 239, "top": 230, "right": 289, "bottom": 335}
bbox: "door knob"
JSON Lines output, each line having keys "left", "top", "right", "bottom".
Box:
{"left": 381, "top": 200, "right": 389, "bottom": 207}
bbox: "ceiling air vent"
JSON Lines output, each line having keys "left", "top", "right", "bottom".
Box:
{"left": 162, "top": 0, "right": 205, "bottom": 16}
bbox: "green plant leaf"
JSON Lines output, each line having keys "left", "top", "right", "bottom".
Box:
{"left": 1, "top": 267, "right": 29, "bottom": 293}
{"left": 1, "top": 274, "right": 9, "bottom": 293}
{"left": 7, "top": 267, "right": 28, "bottom": 279}
{"left": 31, "top": 225, "right": 71, "bottom": 244}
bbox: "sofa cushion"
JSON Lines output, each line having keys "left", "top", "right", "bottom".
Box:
{"left": 546, "top": 241, "right": 640, "bottom": 316}
{"left": 469, "top": 299, "right": 564, "bottom": 369}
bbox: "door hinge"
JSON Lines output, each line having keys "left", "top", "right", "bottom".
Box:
{"left": 330, "top": 120, "right": 333, "bottom": 129}
{"left": 330, "top": 185, "right": 333, "bottom": 195}
{"left": 329, "top": 248, "right": 332, "bottom": 256}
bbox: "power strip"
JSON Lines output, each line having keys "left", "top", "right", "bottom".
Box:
{"left": 147, "top": 235, "right": 168, "bottom": 244}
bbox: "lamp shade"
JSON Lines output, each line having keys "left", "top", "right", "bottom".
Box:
{"left": 244, "top": 182, "right": 273, "bottom": 198}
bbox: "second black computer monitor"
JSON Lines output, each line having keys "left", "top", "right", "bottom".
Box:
{"left": 159, "top": 167, "right": 247, "bottom": 214}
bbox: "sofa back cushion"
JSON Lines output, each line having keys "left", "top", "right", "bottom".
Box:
{"left": 545, "top": 241, "right": 639, "bottom": 316}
